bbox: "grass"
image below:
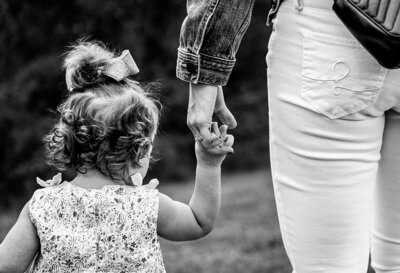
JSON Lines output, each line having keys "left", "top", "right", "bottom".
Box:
{"left": 0, "top": 170, "right": 376, "bottom": 272}
{"left": 158, "top": 170, "right": 291, "bottom": 273}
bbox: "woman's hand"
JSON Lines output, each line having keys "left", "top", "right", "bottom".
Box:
{"left": 187, "top": 84, "right": 237, "bottom": 147}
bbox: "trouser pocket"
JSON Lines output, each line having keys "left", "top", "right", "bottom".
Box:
{"left": 301, "top": 30, "right": 387, "bottom": 119}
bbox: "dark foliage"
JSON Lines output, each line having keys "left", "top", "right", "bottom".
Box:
{"left": 0, "top": 0, "right": 272, "bottom": 205}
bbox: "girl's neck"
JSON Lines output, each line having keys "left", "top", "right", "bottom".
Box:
{"left": 70, "top": 169, "right": 125, "bottom": 190}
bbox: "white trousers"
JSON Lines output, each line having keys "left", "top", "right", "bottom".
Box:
{"left": 267, "top": 0, "right": 400, "bottom": 272}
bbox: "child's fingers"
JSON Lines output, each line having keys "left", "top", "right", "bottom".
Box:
{"left": 224, "top": 134, "right": 234, "bottom": 147}
{"left": 209, "top": 124, "right": 228, "bottom": 147}
{"left": 220, "top": 146, "right": 234, "bottom": 154}
{"left": 197, "top": 127, "right": 234, "bottom": 155}
{"left": 219, "top": 134, "right": 235, "bottom": 154}
{"left": 208, "top": 122, "right": 221, "bottom": 144}
{"left": 211, "top": 138, "right": 225, "bottom": 147}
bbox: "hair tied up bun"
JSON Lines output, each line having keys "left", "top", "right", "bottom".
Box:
{"left": 64, "top": 41, "right": 140, "bottom": 92}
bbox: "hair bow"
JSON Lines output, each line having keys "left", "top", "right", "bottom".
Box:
{"left": 103, "top": 50, "right": 139, "bottom": 81}
{"left": 66, "top": 50, "right": 139, "bottom": 91}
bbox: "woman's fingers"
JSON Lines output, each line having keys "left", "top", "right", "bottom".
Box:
{"left": 199, "top": 126, "right": 213, "bottom": 146}
{"left": 215, "top": 86, "right": 237, "bottom": 129}
{"left": 211, "top": 122, "right": 220, "bottom": 138}
{"left": 188, "top": 119, "right": 212, "bottom": 145}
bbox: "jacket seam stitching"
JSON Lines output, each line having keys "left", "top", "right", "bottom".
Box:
{"left": 194, "top": 0, "right": 220, "bottom": 54}
{"left": 232, "top": 0, "right": 255, "bottom": 56}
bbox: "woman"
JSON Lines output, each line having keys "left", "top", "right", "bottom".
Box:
{"left": 176, "top": 0, "right": 400, "bottom": 272}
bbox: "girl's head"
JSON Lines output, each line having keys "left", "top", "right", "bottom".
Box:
{"left": 44, "top": 41, "right": 160, "bottom": 183}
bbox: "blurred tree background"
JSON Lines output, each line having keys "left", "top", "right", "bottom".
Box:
{"left": 0, "top": 0, "right": 272, "bottom": 207}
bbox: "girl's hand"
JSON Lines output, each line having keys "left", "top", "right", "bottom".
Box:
{"left": 195, "top": 123, "right": 234, "bottom": 168}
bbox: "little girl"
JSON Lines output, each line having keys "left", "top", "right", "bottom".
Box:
{"left": 0, "top": 41, "right": 234, "bottom": 273}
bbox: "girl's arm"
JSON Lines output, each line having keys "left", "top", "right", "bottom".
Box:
{"left": 0, "top": 202, "right": 39, "bottom": 273}
{"left": 157, "top": 124, "right": 234, "bottom": 241}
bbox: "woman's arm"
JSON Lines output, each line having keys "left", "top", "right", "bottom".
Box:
{"left": 157, "top": 124, "right": 234, "bottom": 241}
{"left": 0, "top": 202, "right": 39, "bottom": 273}
{"left": 177, "top": 0, "right": 256, "bottom": 86}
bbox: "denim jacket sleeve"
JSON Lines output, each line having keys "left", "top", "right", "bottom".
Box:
{"left": 176, "top": 0, "right": 256, "bottom": 86}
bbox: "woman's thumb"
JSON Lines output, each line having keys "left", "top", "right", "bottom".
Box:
{"left": 215, "top": 87, "right": 237, "bottom": 129}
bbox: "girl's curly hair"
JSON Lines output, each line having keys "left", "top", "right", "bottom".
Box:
{"left": 44, "top": 41, "right": 160, "bottom": 182}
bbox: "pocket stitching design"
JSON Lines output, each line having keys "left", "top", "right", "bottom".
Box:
{"left": 301, "top": 31, "right": 386, "bottom": 119}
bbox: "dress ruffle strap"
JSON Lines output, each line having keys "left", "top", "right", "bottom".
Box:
{"left": 36, "top": 173, "right": 63, "bottom": 188}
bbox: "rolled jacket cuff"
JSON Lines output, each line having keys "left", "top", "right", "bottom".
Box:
{"left": 176, "top": 48, "right": 235, "bottom": 86}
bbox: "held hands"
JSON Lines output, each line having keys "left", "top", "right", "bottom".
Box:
{"left": 187, "top": 83, "right": 237, "bottom": 148}
{"left": 195, "top": 122, "right": 234, "bottom": 168}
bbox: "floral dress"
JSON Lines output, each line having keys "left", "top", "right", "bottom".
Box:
{"left": 28, "top": 182, "right": 166, "bottom": 273}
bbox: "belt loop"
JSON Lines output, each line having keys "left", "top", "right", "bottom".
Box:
{"left": 294, "top": 0, "right": 304, "bottom": 11}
